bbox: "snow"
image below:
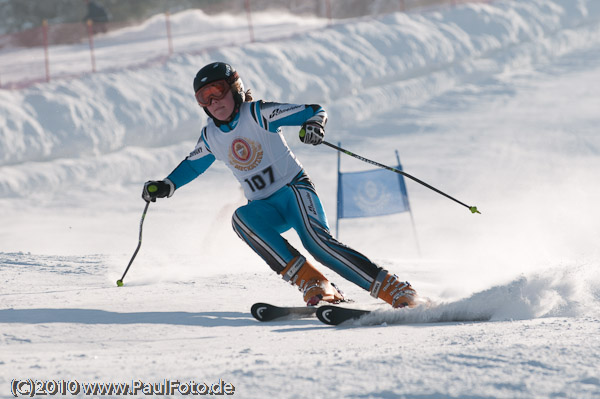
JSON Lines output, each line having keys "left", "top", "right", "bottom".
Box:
{"left": 2, "top": 0, "right": 600, "bottom": 398}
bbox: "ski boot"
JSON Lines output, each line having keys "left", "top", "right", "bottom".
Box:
{"left": 370, "top": 269, "right": 417, "bottom": 308}
{"left": 280, "top": 256, "right": 345, "bottom": 306}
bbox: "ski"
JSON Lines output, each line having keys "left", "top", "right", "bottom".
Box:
{"left": 251, "top": 302, "right": 317, "bottom": 322}
{"left": 316, "top": 305, "right": 371, "bottom": 325}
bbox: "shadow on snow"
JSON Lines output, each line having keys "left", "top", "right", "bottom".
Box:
{"left": 0, "top": 308, "right": 255, "bottom": 327}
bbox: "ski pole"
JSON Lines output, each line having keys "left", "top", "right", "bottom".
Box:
{"left": 323, "top": 141, "right": 481, "bottom": 214}
{"left": 117, "top": 200, "right": 150, "bottom": 286}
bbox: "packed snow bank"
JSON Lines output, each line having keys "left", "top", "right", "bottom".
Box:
{"left": 1, "top": 0, "right": 600, "bottom": 179}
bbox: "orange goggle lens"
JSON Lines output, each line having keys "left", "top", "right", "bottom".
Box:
{"left": 195, "top": 80, "right": 230, "bottom": 106}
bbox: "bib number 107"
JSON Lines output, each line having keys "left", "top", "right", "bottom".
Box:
{"left": 244, "top": 166, "right": 274, "bottom": 192}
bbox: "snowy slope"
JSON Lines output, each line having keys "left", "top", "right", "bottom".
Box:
{"left": 2, "top": 1, "right": 600, "bottom": 398}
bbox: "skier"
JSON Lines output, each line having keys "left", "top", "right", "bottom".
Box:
{"left": 142, "top": 62, "right": 417, "bottom": 308}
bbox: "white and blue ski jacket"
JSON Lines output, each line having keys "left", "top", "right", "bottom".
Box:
{"left": 167, "top": 101, "right": 326, "bottom": 200}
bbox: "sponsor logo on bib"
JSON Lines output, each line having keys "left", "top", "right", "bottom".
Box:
{"left": 229, "top": 138, "right": 263, "bottom": 171}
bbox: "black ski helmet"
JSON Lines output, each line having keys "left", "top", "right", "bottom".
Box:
{"left": 193, "top": 62, "right": 245, "bottom": 108}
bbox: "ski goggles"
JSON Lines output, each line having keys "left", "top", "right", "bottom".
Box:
{"left": 195, "top": 80, "right": 231, "bottom": 106}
